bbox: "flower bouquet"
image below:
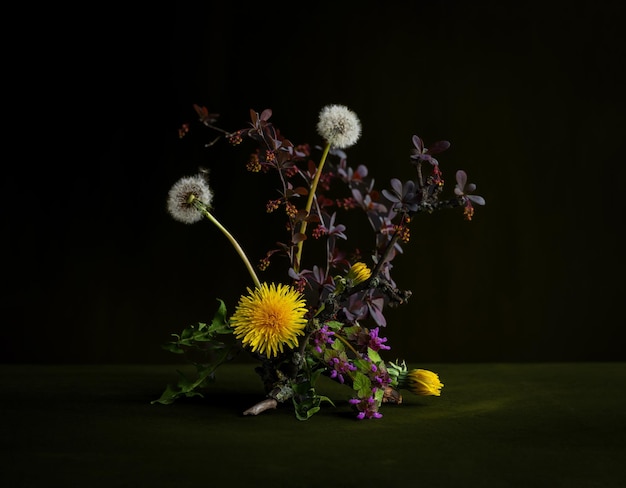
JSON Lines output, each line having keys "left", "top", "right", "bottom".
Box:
{"left": 153, "top": 104, "right": 485, "bottom": 420}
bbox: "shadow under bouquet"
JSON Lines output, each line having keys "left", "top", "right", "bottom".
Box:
{"left": 153, "top": 104, "right": 485, "bottom": 420}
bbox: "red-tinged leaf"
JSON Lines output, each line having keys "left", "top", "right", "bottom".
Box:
{"left": 265, "top": 125, "right": 277, "bottom": 143}
{"left": 468, "top": 195, "right": 486, "bottom": 206}
{"left": 193, "top": 103, "right": 207, "bottom": 117}
{"left": 260, "top": 108, "right": 272, "bottom": 121}
{"left": 368, "top": 304, "right": 387, "bottom": 327}
{"left": 305, "top": 214, "right": 320, "bottom": 223}
{"left": 455, "top": 170, "right": 468, "bottom": 188}
{"left": 381, "top": 189, "right": 399, "bottom": 203}
{"left": 412, "top": 135, "right": 424, "bottom": 151}
{"left": 276, "top": 241, "right": 292, "bottom": 252}
{"left": 390, "top": 178, "right": 403, "bottom": 195}
{"left": 292, "top": 233, "right": 308, "bottom": 243}
{"left": 293, "top": 187, "right": 309, "bottom": 196}
{"left": 249, "top": 109, "right": 258, "bottom": 125}
{"left": 428, "top": 140, "right": 451, "bottom": 154}
{"left": 294, "top": 210, "right": 309, "bottom": 222}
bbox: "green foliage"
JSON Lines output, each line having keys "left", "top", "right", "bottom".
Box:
{"left": 152, "top": 299, "right": 238, "bottom": 405}
{"left": 352, "top": 371, "right": 372, "bottom": 399}
{"left": 291, "top": 379, "right": 334, "bottom": 421}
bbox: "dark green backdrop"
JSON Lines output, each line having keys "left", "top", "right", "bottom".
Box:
{"left": 3, "top": 1, "right": 625, "bottom": 363}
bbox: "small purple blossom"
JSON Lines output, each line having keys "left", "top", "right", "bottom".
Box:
{"left": 311, "top": 324, "right": 335, "bottom": 354}
{"left": 327, "top": 354, "right": 357, "bottom": 384}
{"left": 372, "top": 368, "right": 392, "bottom": 389}
{"left": 349, "top": 393, "right": 383, "bottom": 419}
{"left": 366, "top": 327, "right": 391, "bottom": 352}
{"left": 358, "top": 352, "right": 392, "bottom": 388}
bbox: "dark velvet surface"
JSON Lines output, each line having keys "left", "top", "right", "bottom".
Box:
{"left": 2, "top": 363, "right": 625, "bottom": 487}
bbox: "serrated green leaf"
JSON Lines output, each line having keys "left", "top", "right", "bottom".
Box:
{"left": 374, "top": 388, "right": 384, "bottom": 404}
{"left": 208, "top": 299, "right": 232, "bottom": 335}
{"left": 353, "top": 358, "right": 370, "bottom": 372}
{"left": 150, "top": 384, "right": 180, "bottom": 405}
{"left": 292, "top": 388, "right": 335, "bottom": 420}
{"left": 161, "top": 343, "right": 185, "bottom": 354}
{"left": 325, "top": 320, "right": 344, "bottom": 330}
{"left": 295, "top": 406, "right": 320, "bottom": 420}
{"left": 367, "top": 347, "right": 382, "bottom": 364}
{"left": 153, "top": 343, "right": 238, "bottom": 406}
{"left": 317, "top": 395, "right": 335, "bottom": 407}
{"left": 313, "top": 303, "right": 325, "bottom": 317}
{"left": 180, "top": 327, "right": 195, "bottom": 340}
{"left": 310, "top": 368, "right": 324, "bottom": 386}
{"left": 353, "top": 371, "right": 371, "bottom": 396}
{"left": 342, "top": 325, "right": 361, "bottom": 339}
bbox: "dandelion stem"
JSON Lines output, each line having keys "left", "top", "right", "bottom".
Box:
{"left": 294, "top": 142, "right": 331, "bottom": 272}
{"left": 194, "top": 200, "right": 262, "bottom": 288}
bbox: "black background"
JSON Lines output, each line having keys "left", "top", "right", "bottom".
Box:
{"left": 3, "top": 0, "right": 625, "bottom": 363}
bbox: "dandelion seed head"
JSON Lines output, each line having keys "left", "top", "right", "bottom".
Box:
{"left": 316, "top": 104, "right": 361, "bottom": 149}
{"left": 167, "top": 174, "right": 213, "bottom": 224}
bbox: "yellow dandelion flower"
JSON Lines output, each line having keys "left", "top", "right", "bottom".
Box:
{"left": 230, "top": 283, "right": 308, "bottom": 358}
{"left": 346, "top": 262, "right": 372, "bottom": 285}
{"left": 406, "top": 369, "right": 444, "bottom": 396}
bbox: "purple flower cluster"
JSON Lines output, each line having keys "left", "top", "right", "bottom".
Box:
{"left": 311, "top": 324, "right": 335, "bottom": 354}
{"left": 327, "top": 354, "right": 357, "bottom": 384}
{"left": 365, "top": 327, "right": 391, "bottom": 352}
{"left": 368, "top": 361, "right": 392, "bottom": 389}
{"left": 349, "top": 393, "right": 383, "bottom": 419}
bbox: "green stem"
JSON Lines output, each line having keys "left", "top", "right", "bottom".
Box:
{"left": 294, "top": 142, "right": 331, "bottom": 272}
{"left": 193, "top": 199, "right": 262, "bottom": 289}
{"left": 335, "top": 333, "right": 360, "bottom": 358}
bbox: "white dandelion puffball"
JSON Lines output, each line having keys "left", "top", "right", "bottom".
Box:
{"left": 316, "top": 104, "right": 362, "bottom": 149}
{"left": 167, "top": 174, "right": 213, "bottom": 224}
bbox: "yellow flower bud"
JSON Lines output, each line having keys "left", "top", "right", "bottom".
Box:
{"left": 406, "top": 369, "right": 444, "bottom": 396}
{"left": 346, "top": 262, "right": 372, "bottom": 286}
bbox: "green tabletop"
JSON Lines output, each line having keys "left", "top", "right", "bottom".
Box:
{"left": 2, "top": 362, "right": 625, "bottom": 487}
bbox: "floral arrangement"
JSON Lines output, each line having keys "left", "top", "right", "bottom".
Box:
{"left": 153, "top": 104, "right": 485, "bottom": 420}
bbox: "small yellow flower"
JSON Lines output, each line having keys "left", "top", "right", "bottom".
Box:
{"left": 346, "top": 262, "right": 372, "bottom": 285}
{"left": 406, "top": 369, "right": 444, "bottom": 396}
{"left": 230, "top": 283, "right": 308, "bottom": 358}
